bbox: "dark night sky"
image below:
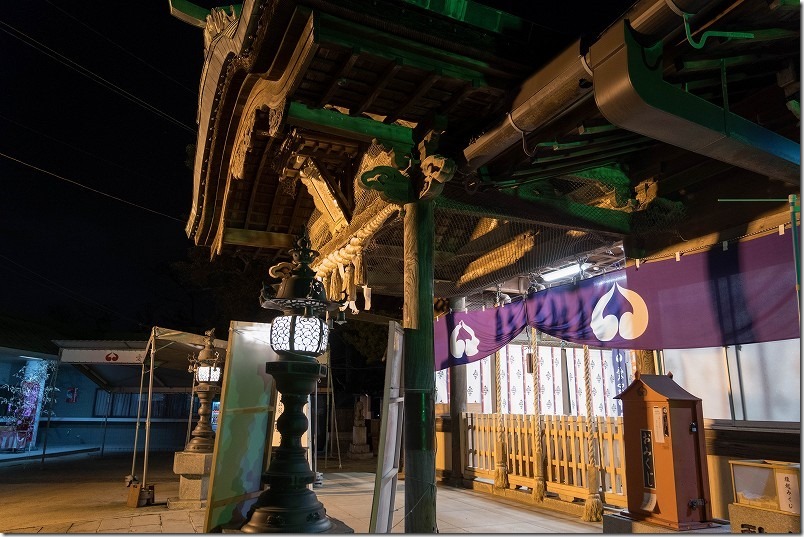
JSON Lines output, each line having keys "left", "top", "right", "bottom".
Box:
{"left": 1, "top": 1, "right": 206, "bottom": 334}
{"left": 0, "top": 1, "right": 636, "bottom": 338}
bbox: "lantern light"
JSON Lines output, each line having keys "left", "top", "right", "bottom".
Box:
{"left": 184, "top": 329, "right": 223, "bottom": 454}
{"left": 259, "top": 232, "right": 345, "bottom": 360}
{"left": 269, "top": 314, "right": 329, "bottom": 356}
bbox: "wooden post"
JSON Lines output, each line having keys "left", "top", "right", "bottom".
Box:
{"left": 402, "top": 199, "right": 436, "bottom": 533}
{"left": 448, "top": 297, "right": 467, "bottom": 487}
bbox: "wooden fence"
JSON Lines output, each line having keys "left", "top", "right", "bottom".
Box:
{"left": 461, "top": 412, "right": 627, "bottom": 507}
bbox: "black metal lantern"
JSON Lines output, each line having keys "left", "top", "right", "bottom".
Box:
{"left": 241, "top": 232, "right": 342, "bottom": 534}
{"left": 192, "top": 337, "right": 222, "bottom": 383}
{"left": 185, "top": 330, "right": 222, "bottom": 454}
{"left": 268, "top": 314, "right": 329, "bottom": 357}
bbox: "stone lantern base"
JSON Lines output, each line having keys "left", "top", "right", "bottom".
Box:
{"left": 167, "top": 451, "right": 214, "bottom": 510}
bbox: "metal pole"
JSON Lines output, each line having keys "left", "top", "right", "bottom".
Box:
{"left": 789, "top": 194, "right": 800, "bottom": 318}
{"left": 142, "top": 329, "right": 156, "bottom": 496}
{"left": 448, "top": 297, "right": 467, "bottom": 487}
{"left": 100, "top": 390, "right": 110, "bottom": 457}
{"left": 39, "top": 361, "right": 59, "bottom": 465}
{"left": 331, "top": 367, "right": 341, "bottom": 469}
{"left": 185, "top": 377, "right": 197, "bottom": 447}
{"left": 312, "top": 381, "right": 317, "bottom": 476}
{"left": 130, "top": 359, "right": 146, "bottom": 480}
{"left": 324, "top": 363, "right": 331, "bottom": 468}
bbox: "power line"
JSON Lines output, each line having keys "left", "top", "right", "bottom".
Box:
{"left": 0, "top": 151, "right": 185, "bottom": 223}
{"left": 43, "top": 0, "right": 198, "bottom": 96}
{"left": 0, "top": 113, "right": 157, "bottom": 184}
{"left": 0, "top": 252, "right": 148, "bottom": 328}
{"left": 0, "top": 19, "right": 196, "bottom": 135}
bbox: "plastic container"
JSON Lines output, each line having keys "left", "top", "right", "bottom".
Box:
{"left": 729, "top": 459, "right": 800, "bottom": 514}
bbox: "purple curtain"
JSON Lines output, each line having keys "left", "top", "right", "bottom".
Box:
{"left": 434, "top": 231, "right": 799, "bottom": 371}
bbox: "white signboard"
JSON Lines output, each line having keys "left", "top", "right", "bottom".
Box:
{"left": 775, "top": 471, "right": 801, "bottom": 514}
{"left": 60, "top": 348, "right": 145, "bottom": 364}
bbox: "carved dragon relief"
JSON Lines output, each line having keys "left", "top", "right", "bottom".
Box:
{"left": 358, "top": 138, "right": 415, "bottom": 204}
{"left": 358, "top": 129, "right": 455, "bottom": 204}
{"left": 417, "top": 128, "right": 455, "bottom": 200}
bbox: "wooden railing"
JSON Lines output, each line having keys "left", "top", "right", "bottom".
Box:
{"left": 461, "top": 412, "right": 628, "bottom": 507}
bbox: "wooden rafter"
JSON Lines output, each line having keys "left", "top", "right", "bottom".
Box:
{"left": 384, "top": 71, "right": 440, "bottom": 124}
{"left": 352, "top": 60, "right": 401, "bottom": 116}
{"left": 318, "top": 50, "right": 361, "bottom": 108}
{"left": 289, "top": 181, "right": 307, "bottom": 234}
{"left": 265, "top": 178, "right": 287, "bottom": 233}
{"left": 244, "top": 140, "right": 276, "bottom": 230}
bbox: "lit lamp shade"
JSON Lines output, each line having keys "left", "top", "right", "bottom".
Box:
{"left": 270, "top": 315, "right": 329, "bottom": 357}
{"left": 195, "top": 364, "right": 222, "bottom": 383}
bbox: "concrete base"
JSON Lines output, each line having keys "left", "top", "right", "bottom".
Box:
{"left": 603, "top": 513, "right": 729, "bottom": 533}
{"left": 727, "top": 503, "right": 800, "bottom": 534}
{"left": 167, "top": 451, "right": 213, "bottom": 510}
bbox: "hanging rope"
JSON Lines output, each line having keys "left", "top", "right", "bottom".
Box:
{"left": 582, "top": 345, "right": 603, "bottom": 521}
{"left": 529, "top": 327, "right": 545, "bottom": 501}
{"left": 329, "top": 266, "right": 343, "bottom": 304}
{"left": 353, "top": 248, "right": 365, "bottom": 286}
{"left": 493, "top": 350, "right": 509, "bottom": 491}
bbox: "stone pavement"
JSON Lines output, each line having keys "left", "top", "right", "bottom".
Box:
{"left": 7, "top": 510, "right": 206, "bottom": 534}
{"left": 0, "top": 451, "right": 600, "bottom": 534}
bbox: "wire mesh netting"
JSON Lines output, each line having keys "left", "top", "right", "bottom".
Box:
{"left": 305, "top": 163, "right": 625, "bottom": 310}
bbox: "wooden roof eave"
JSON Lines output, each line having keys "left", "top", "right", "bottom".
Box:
{"left": 187, "top": 0, "right": 258, "bottom": 240}
{"left": 187, "top": 0, "right": 311, "bottom": 241}
{"left": 191, "top": 5, "right": 320, "bottom": 247}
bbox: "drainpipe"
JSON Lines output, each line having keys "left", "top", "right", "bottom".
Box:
{"left": 463, "top": 0, "right": 732, "bottom": 172}
{"left": 590, "top": 20, "right": 800, "bottom": 184}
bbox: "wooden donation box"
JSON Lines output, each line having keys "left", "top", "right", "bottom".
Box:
{"left": 615, "top": 373, "right": 713, "bottom": 530}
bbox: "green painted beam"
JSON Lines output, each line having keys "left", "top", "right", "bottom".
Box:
{"left": 437, "top": 193, "right": 630, "bottom": 235}
{"left": 566, "top": 165, "right": 631, "bottom": 189}
{"left": 516, "top": 195, "right": 631, "bottom": 235}
{"left": 317, "top": 14, "right": 494, "bottom": 83}
{"left": 286, "top": 101, "right": 414, "bottom": 148}
{"left": 168, "top": 1, "right": 242, "bottom": 27}
{"left": 400, "top": 0, "right": 528, "bottom": 36}
{"left": 679, "top": 55, "right": 761, "bottom": 73}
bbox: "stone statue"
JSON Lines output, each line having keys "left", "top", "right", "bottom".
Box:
{"left": 354, "top": 399, "right": 364, "bottom": 427}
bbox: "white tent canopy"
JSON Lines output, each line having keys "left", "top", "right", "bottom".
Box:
{"left": 56, "top": 326, "right": 228, "bottom": 494}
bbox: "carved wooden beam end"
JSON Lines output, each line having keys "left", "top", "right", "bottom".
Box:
{"left": 359, "top": 166, "right": 417, "bottom": 205}
{"left": 419, "top": 154, "right": 455, "bottom": 201}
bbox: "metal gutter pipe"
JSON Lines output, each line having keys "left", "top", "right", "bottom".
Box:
{"left": 462, "top": 0, "right": 730, "bottom": 171}
{"left": 590, "top": 21, "right": 800, "bottom": 184}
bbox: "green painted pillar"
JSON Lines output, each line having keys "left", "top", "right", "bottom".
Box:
{"left": 403, "top": 198, "right": 436, "bottom": 533}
